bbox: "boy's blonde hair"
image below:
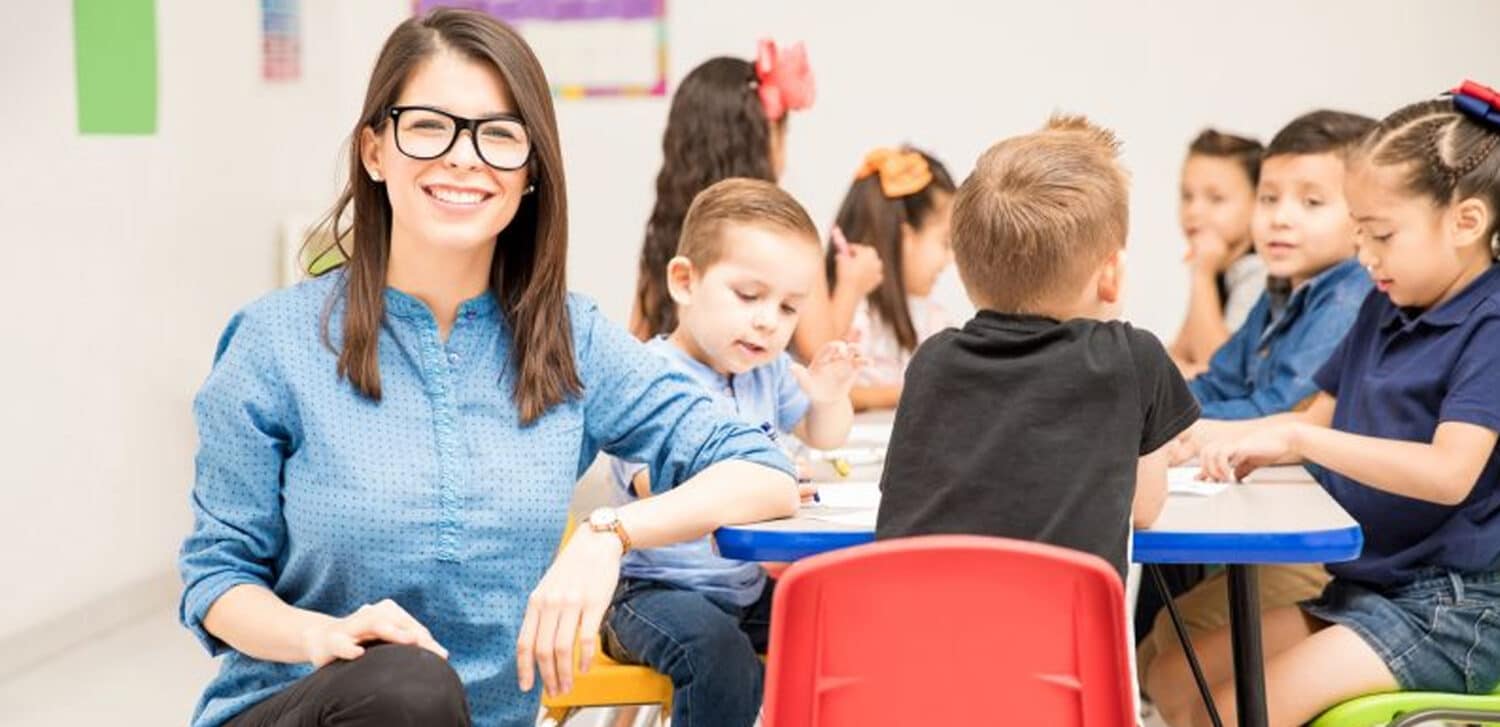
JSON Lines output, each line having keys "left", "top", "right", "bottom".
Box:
{"left": 677, "top": 178, "right": 819, "bottom": 267}
{"left": 951, "top": 115, "right": 1129, "bottom": 312}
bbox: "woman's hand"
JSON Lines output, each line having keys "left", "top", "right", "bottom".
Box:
{"left": 516, "top": 526, "right": 625, "bottom": 697}
{"left": 302, "top": 599, "right": 448, "bottom": 669}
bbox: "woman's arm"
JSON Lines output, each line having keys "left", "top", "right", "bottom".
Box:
{"left": 205, "top": 586, "right": 446, "bottom": 667}
{"left": 183, "top": 310, "right": 446, "bottom": 669}
{"left": 516, "top": 299, "right": 802, "bottom": 698}
{"left": 516, "top": 460, "right": 795, "bottom": 698}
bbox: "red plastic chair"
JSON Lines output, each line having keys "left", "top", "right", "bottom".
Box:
{"left": 762, "top": 535, "right": 1134, "bottom": 726}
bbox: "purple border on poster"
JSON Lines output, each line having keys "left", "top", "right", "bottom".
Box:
{"left": 414, "top": 0, "right": 661, "bottom": 21}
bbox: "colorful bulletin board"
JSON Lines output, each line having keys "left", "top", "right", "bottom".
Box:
{"left": 261, "top": 0, "right": 301, "bottom": 82}
{"left": 412, "top": 0, "right": 667, "bottom": 98}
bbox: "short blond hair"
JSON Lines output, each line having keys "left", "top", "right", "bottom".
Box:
{"left": 951, "top": 115, "right": 1129, "bottom": 312}
{"left": 677, "top": 178, "right": 819, "bottom": 268}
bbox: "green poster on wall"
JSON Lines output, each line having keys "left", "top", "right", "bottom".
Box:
{"left": 73, "top": 0, "right": 157, "bottom": 134}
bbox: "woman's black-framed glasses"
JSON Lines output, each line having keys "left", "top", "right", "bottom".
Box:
{"left": 389, "top": 105, "right": 532, "bottom": 171}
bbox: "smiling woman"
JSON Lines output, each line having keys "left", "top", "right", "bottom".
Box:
{"left": 175, "top": 9, "right": 799, "bottom": 727}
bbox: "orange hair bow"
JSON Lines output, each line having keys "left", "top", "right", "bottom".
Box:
{"left": 755, "top": 39, "right": 815, "bottom": 122}
{"left": 856, "top": 148, "right": 933, "bottom": 198}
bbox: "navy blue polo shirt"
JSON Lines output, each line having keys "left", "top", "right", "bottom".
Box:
{"left": 1313, "top": 264, "right": 1500, "bottom": 588}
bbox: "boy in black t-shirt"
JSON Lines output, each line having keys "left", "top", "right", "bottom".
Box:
{"left": 875, "top": 116, "right": 1200, "bottom": 578}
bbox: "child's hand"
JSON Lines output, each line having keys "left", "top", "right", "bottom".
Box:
{"left": 1198, "top": 424, "right": 1300, "bottom": 482}
{"left": 1166, "top": 429, "right": 1198, "bottom": 467}
{"left": 792, "top": 339, "right": 866, "bottom": 405}
{"left": 794, "top": 457, "right": 813, "bottom": 482}
{"left": 832, "top": 227, "right": 885, "bottom": 296}
{"left": 1185, "top": 229, "right": 1232, "bottom": 274}
{"left": 797, "top": 482, "right": 819, "bottom": 504}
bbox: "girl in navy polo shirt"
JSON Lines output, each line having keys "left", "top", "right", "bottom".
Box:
{"left": 1151, "top": 82, "right": 1500, "bottom": 727}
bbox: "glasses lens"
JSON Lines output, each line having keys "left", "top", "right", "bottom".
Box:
{"left": 394, "top": 109, "right": 456, "bottom": 160}
{"left": 476, "top": 118, "right": 530, "bottom": 169}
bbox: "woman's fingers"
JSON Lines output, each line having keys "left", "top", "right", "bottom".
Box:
{"left": 515, "top": 598, "right": 542, "bottom": 692}
{"left": 326, "top": 630, "right": 366, "bottom": 663}
{"left": 575, "top": 596, "right": 610, "bottom": 678}
{"left": 548, "top": 592, "right": 585, "bottom": 695}
{"left": 532, "top": 591, "right": 566, "bottom": 696}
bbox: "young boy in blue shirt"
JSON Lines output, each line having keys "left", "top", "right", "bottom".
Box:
{"left": 1139, "top": 109, "right": 1378, "bottom": 688}
{"left": 1186, "top": 110, "right": 1377, "bottom": 421}
{"left": 601, "top": 178, "right": 862, "bottom": 727}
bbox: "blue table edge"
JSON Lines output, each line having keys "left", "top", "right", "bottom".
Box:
{"left": 715, "top": 524, "right": 1364, "bottom": 565}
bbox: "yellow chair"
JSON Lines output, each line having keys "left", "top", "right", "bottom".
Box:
{"left": 539, "top": 652, "right": 673, "bottom": 725}
{"left": 539, "top": 517, "right": 674, "bottom": 726}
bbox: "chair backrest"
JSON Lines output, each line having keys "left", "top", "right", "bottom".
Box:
{"left": 762, "top": 535, "right": 1133, "bottom": 727}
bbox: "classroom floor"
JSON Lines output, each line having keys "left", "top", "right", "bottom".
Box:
{"left": 0, "top": 608, "right": 1172, "bottom": 726}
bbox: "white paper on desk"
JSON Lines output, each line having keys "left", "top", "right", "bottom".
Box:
{"left": 808, "top": 446, "right": 885, "bottom": 465}
{"left": 848, "top": 422, "right": 893, "bottom": 443}
{"left": 805, "top": 509, "right": 878, "bottom": 527}
{"left": 813, "top": 481, "right": 881, "bottom": 508}
{"left": 1168, "top": 467, "right": 1231, "bottom": 496}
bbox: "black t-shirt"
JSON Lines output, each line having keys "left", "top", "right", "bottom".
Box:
{"left": 875, "top": 311, "right": 1200, "bottom": 578}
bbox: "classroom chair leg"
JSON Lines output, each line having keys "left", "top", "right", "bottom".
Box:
{"left": 536, "top": 705, "right": 574, "bottom": 726}
{"left": 607, "top": 706, "right": 641, "bottom": 727}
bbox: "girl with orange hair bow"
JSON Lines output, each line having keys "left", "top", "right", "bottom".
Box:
{"left": 822, "top": 146, "right": 957, "bottom": 411}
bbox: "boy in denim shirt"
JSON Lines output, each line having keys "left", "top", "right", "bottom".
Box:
{"left": 1139, "top": 110, "right": 1377, "bottom": 687}
{"left": 1187, "top": 110, "right": 1376, "bottom": 421}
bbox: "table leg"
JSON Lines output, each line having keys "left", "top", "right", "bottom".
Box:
{"left": 1228, "top": 564, "right": 1268, "bottom": 727}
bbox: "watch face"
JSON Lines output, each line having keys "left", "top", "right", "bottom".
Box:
{"left": 591, "top": 509, "right": 617, "bottom": 528}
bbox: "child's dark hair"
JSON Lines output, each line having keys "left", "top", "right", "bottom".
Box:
{"left": 1188, "top": 129, "right": 1264, "bottom": 186}
{"left": 827, "top": 147, "right": 955, "bottom": 352}
{"left": 1359, "top": 98, "right": 1500, "bottom": 252}
{"left": 635, "top": 57, "right": 777, "bottom": 337}
{"left": 1265, "top": 110, "right": 1377, "bottom": 159}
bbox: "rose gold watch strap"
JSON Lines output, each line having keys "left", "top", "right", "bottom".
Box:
{"left": 609, "top": 519, "right": 633, "bottom": 554}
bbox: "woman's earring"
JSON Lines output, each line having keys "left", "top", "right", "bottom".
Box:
{"left": 368, "top": 169, "right": 382, "bottom": 183}
{"left": 523, "top": 184, "right": 536, "bottom": 195}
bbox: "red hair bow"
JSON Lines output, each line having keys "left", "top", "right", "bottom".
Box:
{"left": 755, "top": 39, "right": 815, "bottom": 122}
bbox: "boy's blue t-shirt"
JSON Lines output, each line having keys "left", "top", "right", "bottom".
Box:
{"left": 608, "top": 336, "right": 811, "bottom": 607}
{"left": 1313, "top": 264, "right": 1500, "bottom": 588}
{"left": 1189, "top": 258, "right": 1372, "bottom": 420}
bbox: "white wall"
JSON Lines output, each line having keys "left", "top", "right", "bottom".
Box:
{"left": 2, "top": 0, "right": 1497, "bottom": 645}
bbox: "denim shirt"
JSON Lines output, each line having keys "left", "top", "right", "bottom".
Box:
{"left": 1189, "top": 259, "right": 1372, "bottom": 420}
{"left": 608, "top": 336, "right": 810, "bottom": 607}
{"left": 178, "top": 272, "right": 793, "bottom": 727}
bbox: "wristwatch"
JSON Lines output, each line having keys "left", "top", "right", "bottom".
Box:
{"left": 586, "top": 507, "right": 633, "bottom": 554}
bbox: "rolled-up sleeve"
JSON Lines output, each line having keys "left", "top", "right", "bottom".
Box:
{"left": 571, "top": 296, "right": 793, "bottom": 489}
{"left": 178, "top": 309, "right": 297, "bottom": 655}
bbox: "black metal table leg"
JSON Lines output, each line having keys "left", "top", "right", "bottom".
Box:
{"left": 1227, "top": 565, "right": 1268, "bottom": 727}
